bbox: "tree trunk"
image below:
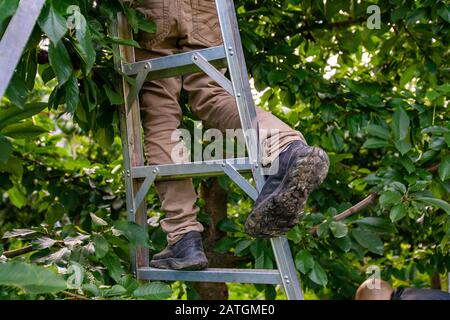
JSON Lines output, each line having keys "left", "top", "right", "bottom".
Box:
{"left": 430, "top": 273, "right": 441, "bottom": 290}
{"left": 192, "top": 178, "right": 234, "bottom": 300}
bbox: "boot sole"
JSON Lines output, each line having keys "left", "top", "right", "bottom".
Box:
{"left": 245, "top": 147, "right": 329, "bottom": 238}
{"left": 149, "top": 257, "right": 208, "bottom": 271}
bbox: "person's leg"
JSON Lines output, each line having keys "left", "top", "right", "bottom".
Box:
{"left": 139, "top": 79, "right": 204, "bottom": 245}
{"left": 178, "top": 0, "right": 305, "bottom": 164}
{"left": 133, "top": 0, "right": 207, "bottom": 269}
{"left": 179, "top": 0, "right": 329, "bottom": 238}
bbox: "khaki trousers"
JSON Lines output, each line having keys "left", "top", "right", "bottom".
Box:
{"left": 133, "top": 0, "right": 305, "bottom": 244}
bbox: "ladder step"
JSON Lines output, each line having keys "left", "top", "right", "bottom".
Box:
{"left": 132, "top": 157, "right": 252, "bottom": 180}
{"left": 122, "top": 45, "right": 227, "bottom": 80}
{"left": 137, "top": 267, "right": 282, "bottom": 284}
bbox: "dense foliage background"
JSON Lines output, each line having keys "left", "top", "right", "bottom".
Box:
{"left": 0, "top": 0, "right": 449, "bottom": 299}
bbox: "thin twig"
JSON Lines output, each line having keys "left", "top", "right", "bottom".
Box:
{"left": 403, "top": 26, "right": 428, "bottom": 57}
{"left": 310, "top": 193, "right": 379, "bottom": 236}
{"left": 426, "top": 162, "right": 440, "bottom": 173}
{"left": 3, "top": 245, "right": 35, "bottom": 258}
{"left": 61, "top": 290, "right": 90, "bottom": 300}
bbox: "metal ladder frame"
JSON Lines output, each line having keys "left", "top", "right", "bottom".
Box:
{"left": 0, "top": 0, "right": 46, "bottom": 99}
{"left": 0, "top": 0, "right": 303, "bottom": 301}
{"left": 115, "top": 0, "right": 305, "bottom": 300}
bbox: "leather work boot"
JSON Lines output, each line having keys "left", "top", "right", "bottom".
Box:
{"left": 150, "top": 231, "right": 209, "bottom": 270}
{"left": 245, "top": 141, "right": 329, "bottom": 238}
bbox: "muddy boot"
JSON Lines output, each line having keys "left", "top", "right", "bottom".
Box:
{"left": 245, "top": 141, "right": 329, "bottom": 238}
{"left": 150, "top": 231, "right": 208, "bottom": 270}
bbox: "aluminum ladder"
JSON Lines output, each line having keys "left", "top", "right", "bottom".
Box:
{"left": 113, "top": 0, "right": 303, "bottom": 300}
{"left": 0, "top": 0, "right": 46, "bottom": 98}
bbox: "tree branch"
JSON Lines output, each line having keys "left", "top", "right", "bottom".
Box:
{"left": 61, "top": 290, "right": 90, "bottom": 300}
{"left": 310, "top": 192, "right": 379, "bottom": 236}
{"left": 298, "top": 16, "right": 368, "bottom": 32}
{"left": 426, "top": 162, "right": 440, "bottom": 173}
{"left": 3, "top": 245, "right": 35, "bottom": 258}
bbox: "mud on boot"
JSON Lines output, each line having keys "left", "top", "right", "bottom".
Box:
{"left": 245, "top": 141, "right": 329, "bottom": 238}
{"left": 150, "top": 231, "right": 208, "bottom": 270}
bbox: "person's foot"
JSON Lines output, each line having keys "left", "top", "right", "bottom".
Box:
{"left": 150, "top": 231, "right": 208, "bottom": 270}
{"left": 245, "top": 141, "right": 329, "bottom": 238}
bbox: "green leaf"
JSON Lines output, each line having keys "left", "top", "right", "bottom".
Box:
{"left": 38, "top": 4, "right": 68, "bottom": 44}
{"left": 214, "top": 236, "right": 236, "bottom": 253}
{"left": 422, "top": 126, "right": 450, "bottom": 134}
{"left": 0, "top": 262, "right": 67, "bottom": 294}
{"left": 335, "top": 236, "right": 351, "bottom": 252}
{"left": 0, "top": 136, "right": 12, "bottom": 164}
{"left": 41, "top": 66, "right": 56, "bottom": 84}
{"left": 317, "top": 222, "right": 329, "bottom": 238}
{"left": 93, "top": 235, "right": 109, "bottom": 259}
{"left": 392, "top": 107, "right": 410, "bottom": 141}
{"left": 351, "top": 227, "right": 384, "bottom": 255}
{"left": 123, "top": 5, "right": 139, "bottom": 33}
{"left": 0, "top": 0, "right": 19, "bottom": 26}
{"left": 72, "top": 11, "right": 96, "bottom": 74}
{"left": 65, "top": 74, "right": 79, "bottom": 113}
{"left": 5, "top": 72, "right": 28, "bottom": 108}
{"left": 329, "top": 221, "right": 348, "bottom": 238}
{"left": 399, "top": 155, "right": 415, "bottom": 174}
{"left": 399, "top": 65, "right": 416, "bottom": 88}
{"left": 355, "top": 217, "right": 396, "bottom": 234}
{"left": 90, "top": 212, "right": 108, "bottom": 226}
{"left": 136, "top": 11, "right": 157, "bottom": 33}
{"left": 113, "top": 220, "right": 150, "bottom": 248}
{"left": 2, "top": 228, "right": 36, "bottom": 239}
{"left": 390, "top": 203, "right": 407, "bottom": 222}
{"left": 102, "top": 285, "right": 127, "bottom": 297}
{"left": 7, "top": 184, "right": 26, "bottom": 208}
{"left": 25, "top": 48, "right": 38, "bottom": 91}
{"left": 106, "top": 36, "right": 141, "bottom": 48}
{"left": 218, "top": 219, "right": 241, "bottom": 232}
{"left": 133, "top": 282, "right": 172, "bottom": 300}
{"left": 32, "top": 237, "right": 57, "bottom": 250}
{"left": 1, "top": 123, "right": 48, "bottom": 139}
{"left": 104, "top": 85, "right": 124, "bottom": 105}
{"left": 294, "top": 250, "right": 314, "bottom": 274}
{"left": 267, "top": 70, "right": 288, "bottom": 86}
{"left": 366, "top": 124, "right": 389, "bottom": 140}
{"left": 379, "top": 190, "right": 402, "bottom": 208}
{"left": 438, "top": 155, "right": 450, "bottom": 181}
{"left": 100, "top": 252, "right": 124, "bottom": 282}
{"left": 414, "top": 197, "right": 450, "bottom": 215}
{"left": 362, "top": 138, "right": 389, "bottom": 149}
{"left": 308, "top": 263, "right": 328, "bottom": 287}
{"left": 48, "top": 40, "right": 73, "bottom": 86}
{"left": 117, "top": 275, "right": 139, "bottom": 293}
{"left": 0, "top": 155, "right": 22, "bottom": 178}
{"left": 394, "top": 139, "right": 411, "bottom": 155}
{"left": 82, "top": 283, "right": 100, "bottom": 296}
{"left": 437, "top": 5, "right": 450, "bottom": 23}
{"left": 46, "top": 203, "right": 65, "bottom": 226}
{"left": 95, "top": 126, "right": 115, "bottom": 149}
{"left": 234, "top": 240, "right": 253, "bottom": 256}
{"left": 445, "top": 133, "right": 450, "bottom": 148}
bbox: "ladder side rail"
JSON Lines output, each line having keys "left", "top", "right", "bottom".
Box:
{"left": 115, "top": 13, "right": 149, "bottom": 274}
{"left": 215, "top": 0, "right": 304, "bottom": 300}
{"left": 215, "top": 0, "right": 265, "bottom": 190}
{"left": 0, "top": 0, "right": 46, "bottom": 98}
{"left": 271, "top": 237, "right": 304, "bottom": 300}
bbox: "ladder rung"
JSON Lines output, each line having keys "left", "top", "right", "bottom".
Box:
{"left": 122, "top": 45, "right": 227, "bottom": 80}
{"left": 132, "top": 158, "right": 252, "bottom": 180}
{"left": 137, "top": 267, "right": 282, "bottom": 284}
